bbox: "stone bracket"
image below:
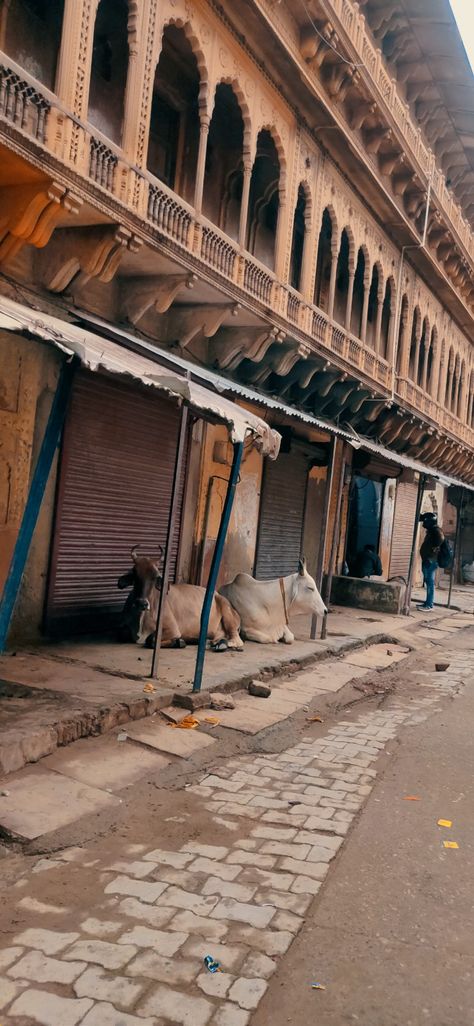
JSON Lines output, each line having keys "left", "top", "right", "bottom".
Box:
{"left": 44, "top": 224, "right": 142, "bottom": 293}
{"left": 0, "top": 181, "right": 82, "bottom": 264}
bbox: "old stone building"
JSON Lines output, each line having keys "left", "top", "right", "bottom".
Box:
{"left": 0, "top": 0, "right": 473, "bottom": 641}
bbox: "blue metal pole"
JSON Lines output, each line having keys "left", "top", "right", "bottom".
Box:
{"left": 0, "top": 355, "right": 77, "bottom": 651}
{"left": 192, "top": 440, "right": 244, "bottom": 692}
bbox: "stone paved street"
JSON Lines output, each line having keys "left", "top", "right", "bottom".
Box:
{"left": 1, "top": 626, "right": 472, "bottom": 1026}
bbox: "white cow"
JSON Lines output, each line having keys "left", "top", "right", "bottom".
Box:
{"left": 220, "top": 558, "right": 327, "bottom": 644}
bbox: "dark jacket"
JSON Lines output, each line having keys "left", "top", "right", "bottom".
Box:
{"left": 354, "top": 549, "right": 383, "bottom": 578}
{"left": 420, "top": 525, "right": 444, "bottom": 563}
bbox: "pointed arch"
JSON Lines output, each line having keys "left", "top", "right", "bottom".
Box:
{"left": 88, "top": 0, "right": 129, "bottom": 144}
{"left": 437, "top": 338, "right": 446, "bottom": 402}
{"left": 246, "top": 128, "right": 281, "bottom": 270}
{"left": 408, "top": 305, "right": 421, "bottom": 381}
{"left": 333, "top": 227, "right": 352, "bottom": 326}
{"left": 366, "top": 261, "right": 383, "bottom": 349}
{"left": 458, "top": 358, "right": 467, "bottom": 418}
{"left": 426, "top": 325, "right": 437, "bottom": 397}
{"left": 417, "top": 315, "right": 430, "bottom": 388}
{"left": 350, "top": 246, "right": 367, "bottom": 338}
{"left": 396, "top": 293, "right": 409, "bottom": 375}
{"left": 314, "top": 206, "right": 336, "bottom": 312}
{"left": 202, "top": 82, "right": 245, "bottom": 238}
{"left": 380, "top": 274, "right": 395, "bottom": 360}
{"left": 289, "top": 181, "right": 311, "bottom": 292}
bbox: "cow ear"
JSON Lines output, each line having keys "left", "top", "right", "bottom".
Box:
{"left": 117, "top": 571, "right": 134, "bottom": 590}
{"left": 155, "top": 575, "right": 163, "bottom": 590}
{"left": 298, "top": 556, "right": 306, "bottom": 576}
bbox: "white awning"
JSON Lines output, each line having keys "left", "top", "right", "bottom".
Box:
{"left": 0, "top": 296, "right": 280, "bottom": 459}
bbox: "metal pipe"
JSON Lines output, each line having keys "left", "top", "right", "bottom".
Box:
{"left": 310, "top": 435, "right": 337, "bottom": 639}
{"left": 192, "top": 440, "right": 244, "bottom": 693}
{"left": 403, "top": 473, "right": 426, "bottom": 615}
{"left": 0, "top": 355, "right": 77, "bottom": 650}
{"left": 151, "top": 404, "right": 189, "bottom": 678}
{"left": 447, "top": 488, "right": 464, "bottom": 609}
{"left": 321, "top": 446, "right": 346, "bottom": 640}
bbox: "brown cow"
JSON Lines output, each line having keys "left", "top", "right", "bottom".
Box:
{"left": 118, "top": 547, "right": 243, "bottom": 651}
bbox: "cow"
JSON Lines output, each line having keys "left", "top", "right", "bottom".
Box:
{"left": 220, "top": 557, "right": 327, "bottom": 644}
{"left": 117, "top": 547, "right": 243, "bottom": 651}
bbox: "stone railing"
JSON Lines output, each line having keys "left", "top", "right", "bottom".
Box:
{"left": 0, "top": 62, "right": 50, "bottom": 143}
{"left": 397, "top": 378, "right": 473, "bottom": 446}
{"left": 89, "top": 136, "right": 117, "bottom": 192}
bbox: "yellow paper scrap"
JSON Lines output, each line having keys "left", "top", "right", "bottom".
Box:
{"left": 443, "top": 840, "right": 459, "bottom": 849}
{"left": 403, "top": 795, "right": 421, "bottom": 801}
{"left": 437, "top": 819, "right": 452, "bottom": 828}
{"left": 204, "top": 716, "right": 220, "bottom": 726}
{"left": 168, "top": 715, "right": 200, "bottom": 729}
{"left": 143, "top": 682, "right": 155, "bottom": 694}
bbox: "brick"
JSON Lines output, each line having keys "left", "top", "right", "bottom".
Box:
{"left": 255, "top": 889, "right": 311, "bottom": 915}
{"left": 272, "top": 909, "right": 303, "bottom": 933}
{"left": 153, "top": 867, "right": 208, "bottom": 891}
{"left": 240, "top": 952, "right": 277, "bottom": 979}
{"left": 212, "top": 1004, "right": 250, "bottom": 1026}
{"left": 305, "top": 816, "right": 348, "bottom": 836}
{"left": 127, "top": 950, "right": 201, "bottom": 985}
{"left": 239, "top": 867, "right": 295, "bottom": 891}
{"left": 144, "top": 849, "right": 194, "bottom": 867}
{"left": 211, "top": 898, "right": 275, "bottom": 929}
{"left": 249, "top": 795, "right": 288, "bottom": 809}
{"left": 251, "top": 826, "right": 297, "bottom": 842}
{"left": 9, "top": 950, "right": 85, "bottom": 985}
{"left": 157, "top": 885, "right": 218, "bottom": 915}
{"left": 260, "top": 841, "right": 311, "bottom": 860}
{"left": 0, "top": 946, "right": 23, "bottom": 971}
{"left": 306, "top": 845, "right": 337, "bottom": 863}
{"left": 200, "top": 776, "right": 244, "bottom": 793}
{"left": 182, "top": 842, "right": 230, "bottom": 859}
{"left": 140, "top": 984, "right": 213, "bottom": 1026}
{"left": 190, "top": 857, "right": 242, "bottom": 881}
{"left": 291, "top": 875, "right": 323, "bottom": 895}
{"left": 0, "top": 979, "right": 23, "bottom": 1011}
{"left": 234, "top": 839, "right": 260, "bottom": 851}
{"left": 118, "top": 897, "right": 174, "bottom": 929}
{"left": 170, "top": 910, "right": 229, "bottom": 939}
{"left": 229, "top": 926, "right": 293, "bottom": 956}
{"left": 19, "top": 896, "right": 69, "bottom": 915}
{"left": 202, "top": 877, "right": 257, "bottom": 902}
{"left": 64, "top": 940, "right": 137, "bottom": 969}
{"left": 182, "top": 939, "right": 246, "bottom": 968}
{"left": 104, "top": 875, "right": 168, "bottom": 903}
{"left": 197, "top": 970, "right": 235, "bottom": 998}
{"left": 119, "top": 926, "right": 187, "bottom": 954}
{"left": 280, "top": 857, "right": 330, "bottom": 880}
{"left": 261, "top": 810, "right": 306, "bottom": 827}
{"left": 81, "top": 919, "right": 121, "bottom": 937}
{"left": 105, "top": 860, "right": 153, "bottom": 878}
{"left": 296, "top": 832, "right": 343, "bottom": 852}
{"left": 226, "top": 851, "right": 276, "bottom": 869}
{"left": 229, "top": 976, "right": 268, "bottom": 1010}
{"left": 13, "top": 929, "right": 79, "bottom": 955}
{"left": 74, "top": 966, "right": 145, "bottom": 1007}
{"left": 9, "top": 989, "right": 93, "bottom": 1026}
{"left": 81, "top": 1003, "right": 155, "bottom": 1026}
{"left": 220, "top": 803, "right": 261, "bottom": 820}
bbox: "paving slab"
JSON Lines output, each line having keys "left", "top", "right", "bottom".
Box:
{"left": 42, "top": 735, "right": 170, "bottom": 792}
{"left": 215, "top": 702, "right": 287, "bottom": 735}
{"left": 0, "top": 766, "right": 119, "bottom": 840}
{"left": 125, "top": 719, "right": 216, "bottom": 756}
{"left": 292, "top": 663, "right": 368, "bottom": 693}
{"left": 344, "top": 644, "right": 409, "bottom": 670}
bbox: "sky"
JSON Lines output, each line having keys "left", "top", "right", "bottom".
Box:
{"left": 449, "top": 0, "right": 474, "bottom": 71}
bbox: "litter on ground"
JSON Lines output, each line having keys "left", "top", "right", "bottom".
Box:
{"left": 403, "top": 795, "right": 421, "bottom": 801}
{"left": 438, "top": 819, "right": 452, "bottom": 828}
{"left": 168, "top": 715, "right": 200, "bottom": 729}
{"left": 443, "top": 841, "right": 459, "bottom": 849}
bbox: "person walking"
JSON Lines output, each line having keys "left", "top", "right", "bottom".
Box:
{"left": 418, "top": 512, "right": 444, "bottom": 611}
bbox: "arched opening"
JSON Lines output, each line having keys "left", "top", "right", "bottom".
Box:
{"left": 313, "top": 207, "right": 333, "bottom": 311}
{"left": 426, "top": 327, "right": 436, "bottom": 395}
{"left": 444, "top": 347, "right": 454, "bottom": 407}
{"left": 458, "top": 359, "right": 466, "bottom": 418}
{"left": 246, "top": 129, "right": 280, "bottom": 270}
{"left": 289, "top": 184, "right": 307, "bottom": 291}
{"left": 366, "top": 264, "right": 381, "bottom": 349}
{"left": 408, "top": 307, "right": 421, "bottom": 381}
{"left": 380, "top": 277, "right": 392, "bottom": 359}
{"left": 437, "top": 340, "right": 446, "bottom": 402}
{"left": 2, "top": 0, "right": 65, "bottom": 89}
{"left": 350, "top": 247, "right": 366, "bottom": 337}
{"left": 333, "top": 228, "right": 350, "bottom": 325}
{"left": 202, "top": 83, "right": 244, "bottom": 239}
{"left": 147, "top": 24, "right": 201, "bottom": 204}
{"left": 88, "top": 0, "right": 129, "bottom": 144}
{"left": 396, "top": 293, "right": 409, "bottom": 374}
{"left": 417, "top": 316, "right": 429, "bottom": 388}
{"left": 469, "top": 371, "right": 474, "bottom": 427}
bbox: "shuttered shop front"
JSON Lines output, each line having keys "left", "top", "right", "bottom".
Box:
{"left": 46, "top": 372, "right": 188, "bottom": 634}
{"left": 389, "top": 479, "right": 419, "bottom": 579}
{"left": 254, "top": 448, "right": 309, "bottom": 579}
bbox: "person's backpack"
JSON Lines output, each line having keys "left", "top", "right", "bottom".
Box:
{"left": 437, "top": 538, "right": 453, "bottom": 569}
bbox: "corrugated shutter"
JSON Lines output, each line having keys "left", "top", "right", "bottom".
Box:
{"left": 389, "top": 479, "right": 418, "bottom": 580}
{"left": 46, "top": 371, "right": 188, "bottom": 634}
{"left": 254, "top": 449, "right": 308, "bottom": 579}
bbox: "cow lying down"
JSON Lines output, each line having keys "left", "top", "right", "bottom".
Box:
{"left": 118, "top": 548, "right": 243, "bottom": 651}
{"left": 220, "top": 557, "right": 327, "bottom": 643}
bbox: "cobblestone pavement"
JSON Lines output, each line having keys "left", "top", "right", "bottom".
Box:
{"left": 0, "top": 652, "right": 469, "bottom": 1026}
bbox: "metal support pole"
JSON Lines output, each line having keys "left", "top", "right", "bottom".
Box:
{"left": 447, "top": 488, "right": 464, "bottom": 610}
{"left": 321, "top": 448, "right": 346, "bottom": 640}
{"left": 310, "top": 435, "right": 337, "bottom": 640}
{"left": 403, "top": 473, "right": 426, "bottom": 615}
{"left": 192, "top": 440, "right": 244, "bottom": 693}
{"left": 0, "top": 355, "right": 77, "bottom": 651}
{"left": 151, "top": 404, "right": 189, "bottom": 678}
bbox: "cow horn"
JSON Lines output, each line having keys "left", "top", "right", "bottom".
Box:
{"left": 131, "top": 545, "right": 140, "bottom": 563}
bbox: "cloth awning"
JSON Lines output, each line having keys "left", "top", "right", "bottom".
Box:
{"left": 0, "top": 296, "right": 280, "bottom": 459}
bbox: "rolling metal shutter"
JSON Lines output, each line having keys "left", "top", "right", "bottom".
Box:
{"left": 254, "top": 449, "right": 309, "bottom": 579}
{"left": 45, "top": 371, "right": 188, "bottom": 634}
{"left": 389, "top": 479, "right": 418, "bottom": 580}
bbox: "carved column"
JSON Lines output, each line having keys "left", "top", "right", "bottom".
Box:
{"left": 374, "top": 285, "right": 384, "bottom": 355}
{"left": 238, "top": 154, "right": 253, "bottom": 249}
{"left": 121, "top": 1, "right": 147, "bottom": 161}
{"left": 274, "top": 187, "right": 288, "bottom": 280}
{"left": 344, "top": 269, "right": 355, "bottom": 330}
{"left": 360, "top": 273, "right": 370, "bottom": 343}
{"left": 56, "top": 0, "right": 98, "bottom": 115}
{"left": 327, "top": 239, "right": 339, "bottom": 320}
{"left": 411, "top": 321, "right": 422, "bottom": 383}
{"left": 194, "top": 111, "right": 210, "bottom": 214}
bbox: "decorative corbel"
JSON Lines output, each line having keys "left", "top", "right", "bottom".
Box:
{"left": 44, "top": 225, "right": 142, "bottom": 293}
{"left": 122, "top": 273, "right": 197, "bottom": 324}
{"left": 0, "top": 181, "right": 82, "bottom": 264}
